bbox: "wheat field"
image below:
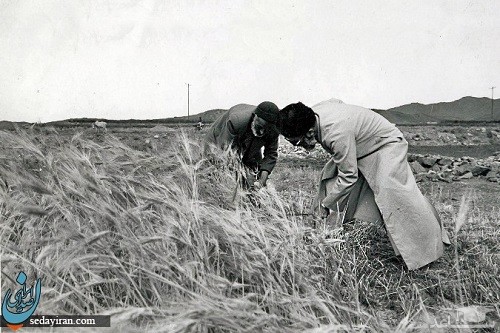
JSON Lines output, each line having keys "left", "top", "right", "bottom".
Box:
{"left": 0, "top": 127, "right": 498, "bottom": 332}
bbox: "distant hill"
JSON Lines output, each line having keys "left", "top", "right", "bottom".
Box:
{"left": 374, "top": 96, "right": 500, "bottom": 124}
{"left": 1, "top": 97, "right": 499, "bottom": 127}
{"left": 194, "top": 97, "right": 500, "bottom": 125}
{"left": 171, "top": 109, "right": 226, "bottom": 123}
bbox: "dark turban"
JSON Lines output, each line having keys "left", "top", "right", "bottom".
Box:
{"left": 254, "top": 101, "right": 280, "bottom": 125}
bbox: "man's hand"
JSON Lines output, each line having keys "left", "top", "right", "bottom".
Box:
{"left": 252, "top": 170, "right": 268, "bottom": 190}
{"left": 258, "top": 170, "right": 269, "bottom": 187}
{"left": 325, "top": 213, "right": 341, "bottom": 227}
{"left": 253, "top": 181, "right": 263, "bottom": 190}
{"left": 320, "top": 204, "right": 330, "bottom": 218}
{"left": 321, "top": 204, "right": 342, "bottom": 228}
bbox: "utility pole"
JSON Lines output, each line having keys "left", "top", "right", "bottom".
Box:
{"left": 187, "top": 83, "right": 190, "bottom": 120}
{"left": 490, "top": 86, "right": 495, "bottom": 121}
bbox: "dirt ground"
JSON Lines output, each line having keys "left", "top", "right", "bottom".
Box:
{"left": 418, "top": 178, "right": 500, "bottom": 216}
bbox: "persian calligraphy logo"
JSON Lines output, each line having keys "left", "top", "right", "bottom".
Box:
{"left": 2, "top": 271, "right": 42, "bottom": 331}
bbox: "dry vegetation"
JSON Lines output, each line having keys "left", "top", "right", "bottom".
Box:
{"left": 0, "top": 127, "right": 498, "bottom": 332}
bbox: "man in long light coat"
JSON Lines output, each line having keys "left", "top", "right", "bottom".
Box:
{"left": 280, "top": 98, "right": 450, "bottom": 270}
{"left": 205, "top": 102, "right": 280, "bottom": 188}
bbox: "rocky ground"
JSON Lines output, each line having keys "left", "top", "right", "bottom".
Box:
{"left": 277, "top": 124, "right": 500, "bottom": 184}
{"left": 407, "top": 152, "right": 500, "bottom": 183}
{"left": 400, "top": 125, "right": 500, "bottom": 146}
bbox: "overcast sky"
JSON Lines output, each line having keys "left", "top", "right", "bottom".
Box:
{"left": 0, "top": 0, "right": 498, "bottom": 122}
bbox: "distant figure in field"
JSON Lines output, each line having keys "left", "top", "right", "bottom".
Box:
{"left": 92, "top": 121, "right": 107, "bottom": 132}
{"left": 279, "top": 98, "right": 451, "bottom": 270}
{"left": 195, "top": 117, "right": 204, "bottom": 131}
{"left": 204, "top": 102, "right": 280, "bottom": 189}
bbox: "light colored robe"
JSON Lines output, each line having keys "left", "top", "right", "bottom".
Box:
{"left": 314, "top": 98, "right": 450, "bottom": 270}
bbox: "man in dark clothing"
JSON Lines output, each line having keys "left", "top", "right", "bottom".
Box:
{"left": 205, "top": 102, "right": 280, "bottom": 189}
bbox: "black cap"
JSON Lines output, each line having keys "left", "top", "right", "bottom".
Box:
{"left": 279, "top": 102, "right": 316, "bottom": 137}
{"left": 254, "top": 101, "right": 279, "bottom": 125}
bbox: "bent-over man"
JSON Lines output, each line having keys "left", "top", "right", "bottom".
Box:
{"left": 279, "top": 98, "right": 450, "bottom": 270}
{"left": 205, "top": 102, "right": 280, "bottom": 189}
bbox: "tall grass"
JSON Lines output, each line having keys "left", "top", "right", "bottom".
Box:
{"left": 0, "top": 129, "right": 366, "bottom": 332}
{"left": 1, "top": 128, "right": 498, "bottom": 332}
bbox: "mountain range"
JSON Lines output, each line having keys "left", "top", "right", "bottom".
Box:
{"left": 1, "top": 96, "right": 499, "bottom": 129}
{"left": 184, "top": 96, "right": 500, "bottom": 125}
{"left": 373, "top": 96, "right": 500, "bottom": 124}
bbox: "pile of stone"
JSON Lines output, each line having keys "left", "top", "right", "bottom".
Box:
{"left": 408, "top": 153, "right": 500, "bottom": 183}
{"left": 278, "top": 141, "right": 500, "bottom": 184}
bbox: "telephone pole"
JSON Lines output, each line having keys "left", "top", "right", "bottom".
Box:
{"left": 187, "top": 83, "right": 190, "bottom": 119}
{"left": 490, "top": 86, "right": 495, "bottom": 121}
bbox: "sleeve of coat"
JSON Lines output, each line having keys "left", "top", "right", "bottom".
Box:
{"left": 321, "top": 131, "right": 359, "bottom": 211}
{"left": 259, "top": 134, "right": 279, "bottom": 174}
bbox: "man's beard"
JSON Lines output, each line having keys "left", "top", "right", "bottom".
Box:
{"left": 251, "top": 121, "right": 264, "bottom": 137}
